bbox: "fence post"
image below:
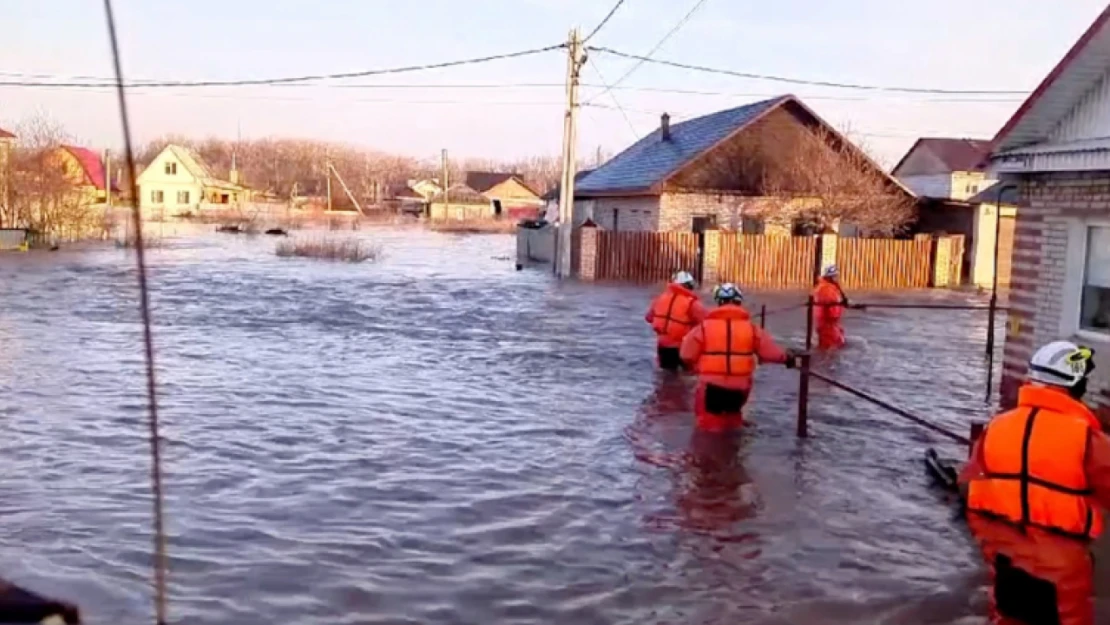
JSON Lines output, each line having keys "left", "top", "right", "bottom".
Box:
{"left": 805, "top": 296, "right": 815, "bottom": 351}
{"left": 820, "top": 232, "right": 838, "bottom": 275}
{"left": 702, "top": 229, "right": 721, "bottom": 286}
{"left": 933, "top": 236, "right": 953, "bottom": 288}
{"left": 797, "top": 353, "right": 811, "bottom": 438}
{"left": 578, "top": 226, "right": 598, "bottom": 281}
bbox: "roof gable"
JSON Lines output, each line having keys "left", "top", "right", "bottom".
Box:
{"left": 61, "top": 145, "right": 117, "bottom": 191}
{"left": 993, "top": 6, "right": 1110, "bottom": 153}
{"left": 892, "top": 138, "right": 993, "bottom": 176}
{"left": 576, "top": 96, "right": 789, "bottom": 196}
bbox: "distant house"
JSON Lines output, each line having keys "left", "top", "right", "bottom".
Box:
{"left": 894, "top": 138, "right": 1008, "bottom": 287}
{"left": 54, "top": 145, "right": 118, "bottom": 204}
{"left": 137, "top": 144, "right": 250, "bottom": 215}
{"left": 989, "top": 5, "right": 1110, "bottom": 414}
{"left": 409, "top": 178, "right": 442, "bottom": 200}
{"left": 573, "top": 95, "right": 909, "bottom": 233}
{"left": 0, "top": 127, "right": 15, "bottom": 222}
{"left": 428, "top": 184, "right": 491, "bottom": 220}
{"left": 464, "top": 171, "right": 543, "bottom": 220}
{"left": 892, "top": 138, "right": 995, "bottom": 201}
{"left": 387, "top": 184, "right": 431, "bottom": 216}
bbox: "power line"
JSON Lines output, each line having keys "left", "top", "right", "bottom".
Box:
{"left": 0, "top": 44, "right": 565, "bottom": 88}
{"left": 586, "top": 58, "right": 639, "bottom": 139}
{"left": 587, "top": 0, "right": 711, "bottom": 104}
{"left": 589, "top": 47, "right": 1031, "bottom": 96}
{"left": 583, "top": 0, "right": 628, "bottom": 43}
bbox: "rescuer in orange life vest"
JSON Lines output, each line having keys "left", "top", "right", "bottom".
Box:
{"left": 679, "top": 283, "right": 799, "bottom": 432}
{"left": 959, "top": 341, "right": 1110, "bottom": 625}
{"left": 645, "top": 271, "right": 708, "bottom": 371}
{"left": 812, "top": 265, "right": 849, "bottom": 350}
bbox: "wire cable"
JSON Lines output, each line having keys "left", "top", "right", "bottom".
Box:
{"left": 586, "top": 0, "right": 710, "bottom": 103}
{"left": 583, "top": 0, "right": 628, "bottom": 43}
{"left": 0, "top": 44, "right": 565, "bottom": 88}
{"left": 101, "top": 1, "right": 170, "bottom": 623}
{"left": 585, "top": 58, "right": 639, "bottom": 139}
{"left": 589, "top": 47, "right": 1030, "bottom": 95}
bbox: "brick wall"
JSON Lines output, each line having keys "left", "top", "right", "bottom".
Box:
{"left": 577, "top": 197, "right": 660, "bottom": 231}
{"left": 659, "top": 192, "right": 749, "bottom": 231}
{"left": 1000, "top": 171, "right": 1110, "bottom": 417}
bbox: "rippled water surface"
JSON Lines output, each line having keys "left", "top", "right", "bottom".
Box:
{"left": 0, "top": 228, "right": 1013, "bottom": 624}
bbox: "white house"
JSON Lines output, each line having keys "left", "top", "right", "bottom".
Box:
{"left": 137, "top": 145, "right": 249, "bottom": 216}
{"left": 991, "top": 5, "right": 1110, "bottom": 416}
{"left": 892, "top": 137, "right": 996, "bottom": 201}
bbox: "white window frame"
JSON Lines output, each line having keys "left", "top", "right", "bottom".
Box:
{"left": 1061, "top": 219, "right": 1110, "bottom": 345}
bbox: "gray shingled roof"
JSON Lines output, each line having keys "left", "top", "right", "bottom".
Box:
{"left": 576, "top": 96, "right": 788, "bottom": 196}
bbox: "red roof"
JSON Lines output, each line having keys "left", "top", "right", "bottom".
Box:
{"left": 892, "top": 138, "right": 994, "bottom": 175}
{"left": 0, "top": 127, "right": 14, "bottom": 139}
{"left": 992, "top": 5, "right": 1110, "bottom": 150}
{"left": 62, "top": 145, "right": 117, "bottom": 192}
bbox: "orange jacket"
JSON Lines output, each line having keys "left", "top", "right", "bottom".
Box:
{"left": 645, "top": 284, "right": 706, "bottom": 348}
{"left": 965, "top": 384, "right": 1104, "bottom": 541}
{"left": 813, "top": 278, "right": 846, "bottom": 323}
{"left": 679, "top": 304, "right": 788, "bottom": 391}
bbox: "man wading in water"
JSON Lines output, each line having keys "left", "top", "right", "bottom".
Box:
{"left": 679, "top": 283, "right": 798, "bottom": 432}
{"left": 645, "top": 271, "right": 707, "bottom": 372}
{"left": 959, "top": 341, "right": 1110, "bottom": 625}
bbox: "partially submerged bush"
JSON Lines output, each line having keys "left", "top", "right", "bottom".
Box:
{"left": 115, "top": 233, "right": 165, "bottom": 249}
{"left": 275, "top": 236, "right": 380, "bottom": 263}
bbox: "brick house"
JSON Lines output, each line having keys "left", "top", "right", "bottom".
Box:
{"left": 992, "top": 5, "right": 1110, "bottom": 414}
{"left": 572, "top": 94, "right": 908, "bottom": 234}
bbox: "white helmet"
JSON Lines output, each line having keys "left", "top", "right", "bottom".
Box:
{"left": 713, "top": 283, "right": 743, "bottom": 305}
{"left": 1028, "top": 341, "right": 1096, "bottom": 390}
{"left": 673, "top": 271, "right": 696, "bottom": 289}
{"left": 823, "top": 265, "right": 839, "bottom": 279}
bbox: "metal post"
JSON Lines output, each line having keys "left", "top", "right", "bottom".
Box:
{"left": 805, "top": 296, "right": 815, "bottom": 351}
{"left": 797, "top": 353, "right": 811, "bottom": 438}
{"left": 760, "top": 304, "right": 767, "bottom": 328}
{"left": 969, "top": 421, "right": 986, "bottom": 458}
{"left": 985, "top": 183, "right": 1015, "bottom": 403}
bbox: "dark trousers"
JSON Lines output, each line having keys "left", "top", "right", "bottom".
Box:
{"left": 704, "top": 384, "right": 748, "bottom": 415}
{"left": 657, "top": 346, "right": 684, "bottom": 371}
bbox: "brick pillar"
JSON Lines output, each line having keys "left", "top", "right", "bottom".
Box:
{"left": 577, "top": 225, "right": 598, "bottom": 280}
{"left": 820, "top": 233, "right": 838, "bottom": 274}
{"left": 702, "top": 229, "right": 721, "bottom": 287}
{"left": 933, "top": 236, "right": 952, "bottom": 288}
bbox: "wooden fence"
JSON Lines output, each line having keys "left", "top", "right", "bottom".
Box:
{"left": 837, "top": 237, "right": 934, "bottom": 290}
{"left": 592, "top": 231, "right": 699, "bottom": 282}
{"left": 717, "top": 234, "right": 817, "bottom": 288}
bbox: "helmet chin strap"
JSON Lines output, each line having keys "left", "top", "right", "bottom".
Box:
{"left": 1070, "top": 377, "right": 1089, "bottom": 401}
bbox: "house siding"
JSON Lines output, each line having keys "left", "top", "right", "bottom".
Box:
{"left": 899, "top": 174, "right": 954, "bottom": 198}
{"left": 1049, "top": 67, "right": 1110, "bottom": 143}
{"left": 1000, "top": 171, "right": 1110, "bottom": 414}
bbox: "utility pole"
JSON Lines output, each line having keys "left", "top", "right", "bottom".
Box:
{"left": 556, "top": 27, "right": 585, "bottom": 278}
{"left": 441, "top": 148, "right": 449, "bottom": 207}
{"left": 325, "top": 150, "right": 333, "bottom": 212}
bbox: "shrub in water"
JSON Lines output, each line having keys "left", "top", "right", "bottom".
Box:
{"left": 275, "top": 236, "right": 380, "bottom": 263}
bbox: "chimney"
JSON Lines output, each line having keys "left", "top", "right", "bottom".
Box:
{"left": 660, "top": 113, "right": 671, "bottom": 141}
{"left": 229, "top": 151, "right": 240, "bottom": 185}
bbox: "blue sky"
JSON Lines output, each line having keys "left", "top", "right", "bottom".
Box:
{"left": 1, "top": 0, "right": 1106, "bottom": 166}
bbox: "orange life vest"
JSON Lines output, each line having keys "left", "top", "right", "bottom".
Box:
{"left": 650, "top": 284, "right": 699, "bottom": 344}
{"left": 967, "top": 385, "right": 1104, "bottom": 541}
{"left": 694, "top": 305, "right": 756, "bottom": 378}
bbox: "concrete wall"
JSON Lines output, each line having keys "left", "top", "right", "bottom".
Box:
{"left": 1000, "top": 171, "right": 1110, "bottom": 418}
{"left": 516, "top": 225, "right": 555, "bottom": 264}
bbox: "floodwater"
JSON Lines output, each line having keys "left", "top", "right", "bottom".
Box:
{"left": 0, "top": 227, "right": 1014, "bottom": 624}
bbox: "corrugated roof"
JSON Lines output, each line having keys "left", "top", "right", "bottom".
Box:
{"left": 891, "top": 138, "right": 994, "bottom": 175}
{"left": 576, "top": 96, "right": 788, "bottom": 196}
{"left": 993, "top": 5, "right": 1110, "bottom": 153}
{"left": 62, "top": 145, "right": 118, "bottom": 192}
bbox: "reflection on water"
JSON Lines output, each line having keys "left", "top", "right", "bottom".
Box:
{"left": 0, "top": 228, "right": 1006, "bottom": 623}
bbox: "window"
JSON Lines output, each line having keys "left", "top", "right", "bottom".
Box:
{"left": 164, "top": 161, "right": 177, "bottom": 175}
{"left": 151, "top": 190, "right": 164, "bottom": 203}
{"left": 1081, "top": 226, "right": 1110, "bottom": 334}
{"left": 176, "top": 190, "right": 190, "bottom": 204}
{"left": 966, "top": 184, "right": 979, "bottom": 195}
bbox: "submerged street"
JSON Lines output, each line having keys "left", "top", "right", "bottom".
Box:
{"left": 0, "top": 229, "right": 1011, "bottom": 624}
